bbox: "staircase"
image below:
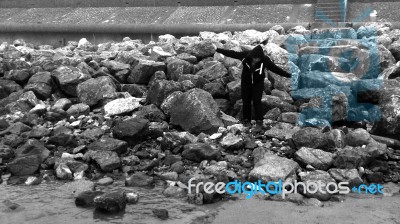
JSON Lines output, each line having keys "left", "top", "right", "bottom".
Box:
{"left": 314, "top": 0, "right": 347, "bottom": 25}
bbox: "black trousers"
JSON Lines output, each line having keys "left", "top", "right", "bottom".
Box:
{"left": 241, "top": 80, "right": 264, "bottom": 121}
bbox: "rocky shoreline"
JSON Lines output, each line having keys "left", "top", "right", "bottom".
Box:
{"left": 1, "top": 23, "right": 400, "bottom": 217}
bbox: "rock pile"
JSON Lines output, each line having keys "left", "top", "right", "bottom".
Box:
{"left": 0, "top": 23, "right": 400, "bottom": 210}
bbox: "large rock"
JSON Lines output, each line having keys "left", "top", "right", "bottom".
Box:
{"left": 294, "top": 147, "right": 334, "bottom": 170}
{"left": 166, "top": 58, "right": 193, "bottom": 81}
{"left": 146, "top": 79, "right": 181, "bottom": 107}
{"left": 112, "top": 117, "right": 149, "bottom": 145}
{"left": 75, "top": 191, "right": 105, "bottom": 208}
{"left": 24, "top": 71, "right": 53, "bottom": 100}
{"left": 127, "top": 59, "right": 166, "bottom": 85}
{"left": 333, "top": 146, "right": 367, "bottom": 169}
{"left": 345, "top": 128, "right": 373, "bottom": 146}
{"left": 103, "top": 97, "right": 142, "bottom": 116}
{"left": 76, "top": 76, "right": 117, "bottom": 106}
{"left": 85, "top": 150, "right": 121, "bottom": 172}
{"left": 182, "top": 143, "right": 221, "bottom": 163}
{"left": 299, "top": 170, "right": 336, "bottom": 201}
{"left": 227, "top": 80, "right": 241, "bottom": 103}
{"left": 249, "top": 152, "right": 299, "bottom": 182}
{"left": 170, "top": 88, "right": 224, "bottom": 134}
{"left": 87, "top": 136, "right": 128, "bottom": 155}
{"left": 328, "top": 168, "right": 363, "bottom": 187}
{"left": 195, "top": 62, "right": 227, "bottom": 82}
{"left": 7, "top": 139, "right": 50, "bottom": 176}
{"left": 372, "top": 80, "right": 400, "bottom": 138}
{"left": 94, "top": 191, "right": 126, "bottom": 212}
{"left": 51, "top": 66, "right": 91, "bottom": 96}
{"left": 292, "top": 127, "right": 327, "bottom": 149}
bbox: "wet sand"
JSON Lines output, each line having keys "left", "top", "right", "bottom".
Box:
{"left": 212, "top": 194, "right": 400, "bottom": 224}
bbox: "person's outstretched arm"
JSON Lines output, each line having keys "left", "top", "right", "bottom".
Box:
{"left": 215, "top": 48, "right": 248, "bottom": 60}
{"left": 264, "top": 55, "right": 291, "bottom": 78}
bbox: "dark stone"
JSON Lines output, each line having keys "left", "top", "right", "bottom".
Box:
{"left": 87, "top": 137, "right": 128, "bottom": 155}
{"left": 75, "top": 191, "right": 105, "bottom": 208}
{"left": 146, "top": 79, "right": 181, "bottom": 107}
{"left": 112, "top": 117, "right": 149, "bottom": 145}
{"left": 125, "top": 172, "right": 154, "bottom": 187}
{"left": 292, "top": 127, "right": 327, "bottom": 149}
{"left": 94, "top": 191, "right": 126, "bottom": 212}
{"left": 76, "top": 76, "right": 117, "bottom": 106}
{"left": 182, "top": 143, "right": 221, "bottom": 163}
{"left": 85, "top": 150, "right": 121, "bottom": 172}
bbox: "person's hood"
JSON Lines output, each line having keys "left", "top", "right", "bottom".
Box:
{"left": 245, "top": 45, "right": 265, "bottom": 60}
{"left": 242, "top": 45, "right": 266, "bottom": 69}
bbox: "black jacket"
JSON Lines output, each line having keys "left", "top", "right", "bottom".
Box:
{"left": 216, "top": 45, "right": 291, "bottom": 84}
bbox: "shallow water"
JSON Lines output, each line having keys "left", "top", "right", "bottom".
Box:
{"left": 0, "top": 178, "right": 220, "bottom": 224}
{"left": 2, "top": 177, "right": 400, "bottom": 224}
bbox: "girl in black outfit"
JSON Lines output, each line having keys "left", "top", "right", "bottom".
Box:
{"left": 215, "top": 45, "right": 292, "bottom": 127}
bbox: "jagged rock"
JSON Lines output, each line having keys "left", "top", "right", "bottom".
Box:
{"left": 51, "top": 66, "right": 91, "bottom": 96}
{"left": 170, "top": 88, "right": 224, "bottom": 134}
{"left": 182, "top": 143, "right": 221, "bottom": 162}
{"left": 147, "top": 79, "right": 181, "bottom": 107}
{"left": 112, "top": 117, "right": 149, "bottom": 145}
{"left": 345, "top": 128, "right": 373, "bottom": 147}
{"left": 7, "top": 155, "right": 41, "bottom": 176}
{"left": 85, "top": 150, "right": 121, "bottom": 172}
{"left": 203, "top": 82, "right": 227, "bottom": 98}
{"left": 100, "top": 60, "right": 130, "bottom": 74}
{"left": 0, "top": 122, "right": 31, "bottom": 136}
{"left": 87, "top": 136, "right": 128, "bottom": 155}
{"left": 103, "top": 97, "right": 142, "bottom": 116}
{"left": 127, "top": 59, "right": 166, "bottom": 85}
{"left": 262, "top": 95, "right": 297, "bottom": 113}
{"left": 323, "top": 129, "right": 346, "bottom": 151}
{"left": 76, "top": 76, "right": 117, "bottom": 106}
{"left": 299, "top": 170, "right": 336, "bottom": 201}
{"left": 119, "top": 84, "right": 147, "bottom": 97}
{"left": 196, "top": 62, "right": 227, "bottom": 82}
{"left": 166, "top": 58, "right": 193, "bottom": 81}
{"left": 249, "top": 152, "right": 299, "bottom": 182}
{"left": 94, "top": 191, "right": 126, "bottom": 212}
{"left": 292, "top": 127, "right": 326, "bottom": 149}
{"left": 264, "top": 123, "right": 300, "bottom": 140}
{"left": 328, "top": 168, "right": 363, "bottom": 187}
{"left": 75, "top": 191, "right": 105, "bottom": 207}
{"left": 25, "top": 71, "right": 53, "bottom": 99}
{"left": 294, "top": 147, "right": 334, "bottom": 171}
{"left": 66, "top": 103, "right": 90, "bottom": 117}
{"left": 333, "top": 145, "right": 376, "bottom": 169}
{"left": 372, "top": 80, "right": 400, "bottom": 138}
{"left": 227, "top": 80, "right": 241, "bottom": 103}
{"left": 125, "top": 172, "right": 154, "bottom": 187}
{"left": 161, "top": 131, "right": 197, "bottom": 151}
{"left": 133, "top": 104, "right": 166, "bottom": 122}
